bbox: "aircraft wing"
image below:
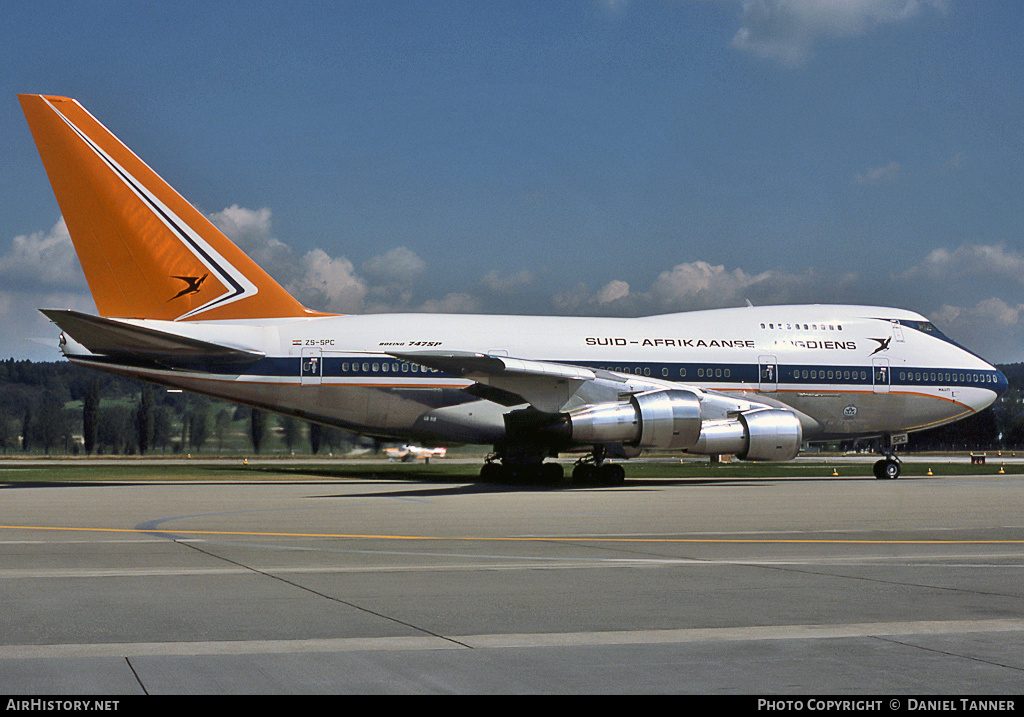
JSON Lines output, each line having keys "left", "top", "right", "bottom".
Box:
{"left": 390, "top": 350, "right": 632, "bottom": 413}
{"left": 41, "top": 309, "right": 264, "bottom": 366}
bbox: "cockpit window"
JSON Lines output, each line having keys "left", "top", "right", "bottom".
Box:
{"left": 901, "top": 320, "right": 954, "bottom": 343}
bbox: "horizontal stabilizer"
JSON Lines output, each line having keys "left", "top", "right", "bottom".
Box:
{"left": 41, "top": 309, "right": 264, "bottom": 366}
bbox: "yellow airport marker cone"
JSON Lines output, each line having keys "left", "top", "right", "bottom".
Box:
{"left": 832, "top": 468, "right": 838, "bottom": 476}
{"left": 927, "top": 468, "right": 933, "bottom": 475}
{"left": 999, "top": 464, "right": 1005, "bottom": 474}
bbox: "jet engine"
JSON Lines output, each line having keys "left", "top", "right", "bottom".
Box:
{"left": 559, "top": 389, "right": 802, "bottom": 461}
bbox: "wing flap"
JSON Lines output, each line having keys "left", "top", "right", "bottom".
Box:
{"left": 389, "top": 351, "right": 595, "bottom": 413}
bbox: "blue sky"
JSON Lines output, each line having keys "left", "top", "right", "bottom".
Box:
{"left": 2, "top": 1, "right": 1023, "bottom": 362}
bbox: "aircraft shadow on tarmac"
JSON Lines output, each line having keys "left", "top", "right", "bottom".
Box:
{"left": 215, "top": 463, "right": 793, "bottom": 494}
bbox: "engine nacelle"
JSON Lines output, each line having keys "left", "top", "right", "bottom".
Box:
{"left": 564, "top": 389, "right": 701, "bottom": 450}
{"left": 562, "top": 391, "right": 801, "bottom": 461}
{"left": 688, "top": 408, "right": 802, "bottom": 461}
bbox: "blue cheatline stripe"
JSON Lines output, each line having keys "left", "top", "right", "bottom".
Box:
{"left": 76, "top": 354, "right": 1004, "bottom": 393}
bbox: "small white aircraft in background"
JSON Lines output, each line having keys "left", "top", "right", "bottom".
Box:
{"left": 384, "top": 445, "right": 448, "bottom": 463}
{"left": 20, "top": 94, "right": 1006, "bottom": 484}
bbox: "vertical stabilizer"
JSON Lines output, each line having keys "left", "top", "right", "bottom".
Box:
{"left": 19, "top": 94, "right": 321, "bottom": 321}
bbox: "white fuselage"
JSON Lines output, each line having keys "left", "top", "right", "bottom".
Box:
{"left": 63, "top": 304, "right": 1004, "bottom": 448}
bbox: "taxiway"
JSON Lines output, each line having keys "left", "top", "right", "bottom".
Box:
{"left": 1, "top": 467, "right": 1022, "bottom": 693}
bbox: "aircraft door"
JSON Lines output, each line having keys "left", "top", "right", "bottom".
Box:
{"left": 758, "top": 355, "right": 778, "bottom": 392}
{"left": 301, "top": 348, "right": 322, "bottom": 386}
{"left": 872, "top": 358, "right": 890, "bottom": 394}
{"left": 891, "top": 320, "right": 905, "bottom": 344}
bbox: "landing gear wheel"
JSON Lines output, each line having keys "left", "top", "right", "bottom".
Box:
{"left": 597, "top": 463, "right": 626, "bottom": 485}
{"left": 571, "top": 460, "right": 625, "bottom": 485}
{"left": 572, "top": 463, "right": 597, "bottom": 483}
{"left": 480, "top": 462, "right": 505, "bottom": 482}
{"left": 539, "top": 462, "right": 565, "bottom": 485}
{"left": 873, "top": 458, "right": 901, "bottom": 480}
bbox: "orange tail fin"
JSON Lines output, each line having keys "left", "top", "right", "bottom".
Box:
{"left": 19, "top": 94, "right": 323, "bottom": 321}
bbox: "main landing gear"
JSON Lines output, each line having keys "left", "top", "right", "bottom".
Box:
{"left": 479, "top": 445, "right": 626, "bottom": 486}
{"left": 570, "top": 445, "right": 625, "bottom": 485}
{"left": 479, "top": 459, "right": 564, "bottom": 485}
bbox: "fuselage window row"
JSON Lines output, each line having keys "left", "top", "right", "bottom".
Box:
{"left": 761, "top": 323, "right": 843, "bottom": 331}
{"left": 327, "top": 360, "right": 996, "bottom": 388}
{"left": 338, "top": 361, "right": 436, "bottom": 374}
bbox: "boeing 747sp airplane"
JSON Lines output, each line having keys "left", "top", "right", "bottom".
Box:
{"left": 19, "top": 94, "right": 1007, "bottom": 482}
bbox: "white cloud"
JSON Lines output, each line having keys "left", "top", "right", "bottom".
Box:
{"left": 288, "top": 249, "right": 368, "bottom": 314}
{"left": 480, "top": 269, "right": 535, "bottom": 294}
{"left": 892, "top": 244, "right": 1024, "bottom": 362}
{"left": 0, "top": 218, "right": 85, "bottom": 291}
{"left": 550, "top": 260, "right": 858, "bottom": 317}
{"left": 2, "top": 209, "right": 1022, "bottom": 364}
{"left": 649, "top": 261, "right": 773, "bottom": 308}
{"left": 208, "top": 205, "right": 299, "bottom": 286}
{"left": 731, "top": 0, "right": 946, "bottom": 67}
{"left": 900, "top": 244, "right": 1024, "bottom": 287}
{"left": 854, "top": 161, "right": 901, "bottom": 185}
{"left": 362, "top": 246, "right": 426, "bottom": 284}
{"left": 930, "top": 298, "right": 1024, "bottom": 364}
{"left": 596, "top": 280, "right": 630, "bottom": 304}
{"left": 0, "top": 218, "right": 94, "bottom": 360}
{"left": 417, "top": 293, "right": 482, "bottom": 314}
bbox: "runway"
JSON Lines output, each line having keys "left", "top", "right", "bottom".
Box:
{"left": 1, "top": 467, "right": 1022, "bottom": 694}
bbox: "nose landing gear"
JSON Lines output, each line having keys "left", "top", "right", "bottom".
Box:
{"left": 873, "top": 435, "right": 905, "bottom": 479}
{"left": 873, "top": 456, "right": 901, "bottom": 480}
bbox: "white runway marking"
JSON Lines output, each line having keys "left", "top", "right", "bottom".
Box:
{"left": 1, "top": 619, "right": 1022, "bottom": 659}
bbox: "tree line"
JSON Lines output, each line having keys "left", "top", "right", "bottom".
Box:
{"left": 1, "top": 358, "right": 1023, "bottom": 456}
{"left": 0, "top": 359, "right": 359, "bottom": 456}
